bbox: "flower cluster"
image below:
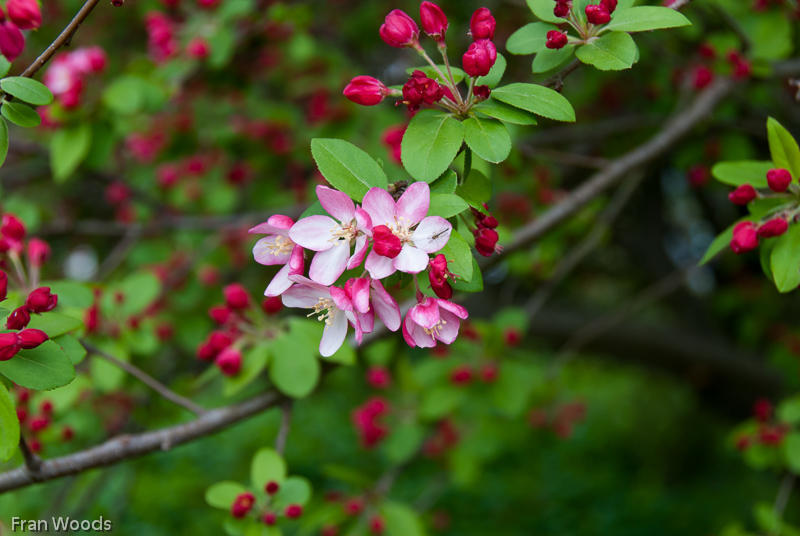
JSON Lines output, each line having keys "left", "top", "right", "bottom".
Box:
{"left": 145, "top": 11, "right": 179, "bottom": 64}
{"left": 687, "top": 43, "right": 751, "bottom": 91}
{"left": 343, "top": 3, "right": 497, "bottom": 115}
{"left": 14, "top": 390, "right": 73, "bottom": 454}
{"left": 43, "top": 46, "right": 108, "bottom": 109}
{"left": 727, "top": 168, "right": 795, "bottom": 254}
{"left": 735, "top": 399, "right": 789, "bottom": 450}
{"left": 0, "top": 0, "right": 41, "bottom": 61}
{"left": 544, "top": 0, "right": 621, "bottom": 50}
{"left": 251, "top": 181, "right": 469, "bottom": 357}
{"left": 230, "top": 489, "right": 303, "bottom": 525}
{"left": 352, "top": 396, "right": 391, "bottom": 448}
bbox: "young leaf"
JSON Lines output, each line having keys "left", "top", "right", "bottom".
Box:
{"left": 206, "top": 481, "right": 248, "bottom": 509}
{"left": 55, "top": 334, "right": 87, "bottom": 365}
{"left": 0, "top": 77, "right": 54, "bottom": 105}
{"left": 699, "top": 221, "right": 738, "bottom": 266}
{"left": 785, "top": 433, "right": 800, "bottom": 473}
{"left": 456, "top": 169, "right": 492, "bottom": 208}
{"left": 0, "top": 340, "right": 76, "bottom": 391}
{"left": 0, "top": 116, "right": 7, "bottom": 168}
{"left": 473, "top": 99, "right": 538, "bottom": 125}
{"left": 0, "top": 381, "right": 18, "bottom": 462}
{"left": 310, "top": 139, "right": 388, "bottom": 201}
{"left": 476, "top": 52, "right": 506, "bottom": 89}
{"left": 770, "top": 223, "right": 800, "bottom": 293}
{"left": 711, "top": 161, "right": 773, "bottom": 188}
{"left": 492, "top": 83, "right": 576, "bottom": 122}
{"left": 440, "top": 231, "right": 474, "bottom": 282}
{"left": 0, "top": 58, "right": 10, "bottom": 79}
{"left": 299, "top": 200, "right": 330, "bottom": 219}
{"left": 428, "top": 193, "right": 470, "bottom": 219}
{"left": 251, "top": 447, "right": 287, "bottom": 491}
{"left": 576, "top": 32, "right": 637, "bottom": 71}
{"left": 222, "top": 343, "right": 270, "bottom": 396}
{"left": 525, "top": 0, "right": 566, "bottom": 23}
{"left": 401, "top": 110, "right": 465, "bottom": 183}
{"left": 766, "top": 117, "right": 800, "bottom": 180}
{"left": 27, "top": 312, "right": 83, "bottom": 338}
{"left": 506, "top": 22, "right": 558, "bottom": 55}
{"left": 430, "top": 170, "right": 457, "bottom": 194}
{"left": 603, "top": 6, "right": 691, "bottom": 33}
{"left": 419, "top": 385, "right": 465, "bottom": 419}
{"left": 383, "top": 422, "right": 425, "bottom": 464}
{"left": 463, "top": 117, "right": 512, "bottom": 163}
{"left": 50, "top": 123, "right": 92, "bottom": 183}
{"left": 451, "top": 257, "right": 483, "bottom": 292}
{"left": 532, "top": 45, "right": 575, "bottom": 74}
{"left": 269, "top": 333, "right": 320, "bottom": 398}
{"left": 1, "top": 101, "right": 41, "bottom": 128}
{"left": 273, "top": 476, "right": 313, "bottom": 508}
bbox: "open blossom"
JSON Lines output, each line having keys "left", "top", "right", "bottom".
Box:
{"left": 289, "top": 186, "right": 372, "bottom": 286}
{"left": 362, "top": 182, "right": 452, "bottom": 279}
{"left": 403, "top": 297, "right": 468, "bottom": 348}
{"left": 250, "top": 215, "right": 305, "bottom": 297}
{"left": 342, "top": 277, "right": 402, "bottom": 338}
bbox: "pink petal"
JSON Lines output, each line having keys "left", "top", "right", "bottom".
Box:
{"left": 288, "top": 246, "right": 305, "bottom": 276}
{"left": 350, "top": 278, "right": 371, "bottom": 314}
{"left": 370, "top": 280, "right": 401, "bottom": 332}
{"left": 287, "top": 274, "right": 329, "bottom": 294}
{"left": 309, "top": 245, "right": 350, "bottom": 285}
{"left": 248, "top": 214, "right": 294, "bottom": 234}
{"left": 365, "top": 250, "right": 396, "bottom": 279}
{"left": 403, "top": 313, "right": 436, "bottom": 348}
{"left": 436, "top": 298, "right": 469, "bottom": 319}
{"left": 348, "top": 234, "right": 369, "bottom": 270}
{"left": 412, "top": 217, "right": 452, "bottom": 253}
{"left": 253, "top": 236, "right": 293, "bottom": 266}
{"left": 409, "top": 298, "right": 441, "bottom": 330}
{"left": 393, "top": 245, "right": 429, "bottom": 274}
{"left": 289, "top": 215, "right": 338, "bottom": 251}
{"left": 282, "top": 283, "right": 329, "bottom": 308}
{"left": 330, "top": 285, "right": 354, "bottom": 312}
{"left": 435, "top": 309, "right": 461, "bottom": 344}
{"left": 402, "top": 314, "right": 417, "bottom": 348}
{"left": 317, "top": 185, "right": 355, "bottom": 223}
{"left": 358, "top": 309, "right": 375, "bottom": 334}
{"left": 319, "top": 311, "right": 348, "bottom": 357}
{"left": 355, "top": 206, "right": 373, "bottom": 234}
{"left": 363, "top": 187, "right": 396, "bottom": 226}
{"left": 396, "top": 181, "right": 430, "bottom": 224}
{"left": 345, "top": 310, "right": 363, "bottom": 345}
{"left": 265, "top": 263, "right": 294, "bottom": 297}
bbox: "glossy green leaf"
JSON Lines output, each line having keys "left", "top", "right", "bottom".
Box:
{"left": 428, "top": 193, "right": 469, "bottom": 219}
{"left": 439, "top": 230, "right": 473, "bottom": 282}
{"left": 778, "top": 395, "right": 800, "bottom": 425}
{"left": 50, "top": 123, "right": 92, "bottom": 183}
{"left": 401, "top": 110, "right": 465, "bottom": 183}
{"left": 310, "top": 139, "right": 388, "bottom": 201}
{"left": 463, "top": 117, "right": 511, "bottom": 163}
{"left": 711, "top": 161, "right": 773, "bottom": 188}
{"left": 54, "top": 335, "right": 87, "bottom": 365}
{"left": 116, "top": 271, "right": 162, "bottom": 317}
{"left": 476, "top": 53, "right": 506, "bottom": 89}
{"left": 492, "top": 83, "right": 576, "bottom": 122}
{"left": 576, "top": 32, "right": 637, "bottom": 71}
{"left": 451, "top": 257, "right": 483, "bottom": 292}
{"left": 223, "top": 343, "right": 270, "bottom": 396}
{"left": 27, "top": 312, "right": 83, "bottom": 338}
{"left": 269, "top": 333, "right": 320, "bottom": 398}
{"left": 473, "top": 99, "right": 538, "bottom": 125}
{"left": 506, "top": 22, "right": 558, "bottom": 55}
{"left": 0, "top": 340, "right": 76, "bottom": 391}
{"left": 286, "top": 317, "right": 354, "bottom": 365}
{"left": 429, "top": 170, "right": 457, "bottom": 194}
{"left": 603, "top": 6, "right": 691, "bottom": 33}
{"left": 532, "top": 45, "right": 575, "bottom": 74}
{"left": 1, "top": 101, "right": 40, "bottom": 128}
{"left": 251, "top": 447, "right": 287, "bottom": 491}
{"left": 456, "top": 169, "right": 492, "bottom": 209}
{"left": 767, "top": 117, "right": 800, "bottom": 181}
{"left": 0, "top": 117, "right": 8, "bottom": 168}
{"left": 699, "top": 221, "right": 738, "bottom": 266}
{"left": 0, "top": 58, "right": 10, "bottom": 79}
{"left": 0, "top": 381, "right": 18, "bottom": 462}
{"left": 0, "top": 77, "right": 54, "bottom": 105}
{"left": 770, "top": 223, "right": 800, "bottom": 293}
{"left": 526, "top": 0, "right": 566, "bottom": 23}
{"left": 206, "top": 481, "right": 248, "bottom": 509}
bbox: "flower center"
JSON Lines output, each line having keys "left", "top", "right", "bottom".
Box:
{"left": 329, "top": 221, "right": 357, "bottom": 244}
{"left": 268, "top": 235, "right": 294, "bottom": 256}
{"left": 308, "top": 297, "right": 337, "bottom": 328}
{"left": 389, "top": 216, "right": 414, "bottom": 243}
{"left": 423, "top": 318, "right": 447, "bottom": 340}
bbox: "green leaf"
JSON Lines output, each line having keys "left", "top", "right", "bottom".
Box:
{"left": 44, "top": 281, "right": 94, "bottom": 309}
{"left": 50, "top": 123, "right": 92, "bottom": 183}
{"left": 767, "top": 117, "right": 800, "bottom": 181}
{"left": 429, "top": 170, "right": 457, "bottom": 194}
{"left": 463, "top": 117, "right": 511, "bottom": 164}
{"left": 116, "top": 271, "right": 162, "bottom": 317}
{"left": 54, "top": 335, "right": 87, "bottom": 365}
{"left": 506, "top": 22, "right": 558, "bottom": 55}
{"left": 532, "top": 45, "right": 575, "bottom": 74}
{"left": 770, "top": 223, "right": 800, "bottom": 293}
{"left": 382, "top": 501, "right": 426, "bottom": 536}
{"left": 401, "top": 110, "right": 465, "bottom": 183}
{"left": 405, "top": 65, "right": 466, "bottom": 85}
{"left": 492, "top": 83, "right": 575, "bottom": 122}
{"left": 0, "top": 340, "right": 76, "bottom": 391}
{"left": 490, "top": 362, "right": 538, "bottom": 417}
{"left": 251, "top": 447, "right": 287, "bottom": 491}
{"left": 102, "top": 75, "right": 148, "bottom": 115}
{"left": 711, "top": 161, "right": 773, "bottom": 188}
{"left": 476, "top": 52, "right": 506, "bottom": 89}
{"left": 0, "top": 117, "right": 7, "bottom": 168}
{"left": 427, "top": 193, "right": 469, "bottom": 219}
{"left": 699, "top": 221, "right": 738, "bottom": 266}
{"left": 310, "top": 139, "right": 388, "bottom": 201}
{"left": 1, "top": 101, "right": 40, "bottom": 128}
{"left": 269, "top": 333, "right": 320, "bottom": 398}
{"left": 27, "top": 312, "right": 83, "bottom": 338}
{"left": 286, "top": 317, "right": 354, "bottom": 365}
{"left": 223, "top": 343, "right": 270, "bottom": 396}
{"left": 0, "top": 77, "right": 54, "bottom": 105}
{"left": 473, "top": 99, "right": 538, "bottom": 125}
{"left": 383, "top": 422, "right": 425, "bottom": 464}
{"left": 455, "top": 169, "right": 492, "bottom": 209}
{"left": 526, "top": 0, "right": 567, "bottom": 23}
{"left": 778, "top": 395, "right": 800, "bottom": 425}
{"left": 299, "top": 200, "right": 330, "bottom": 219}
{"left": 0, "top": 58, "right": 10, "bottom": 78}
{"left": 451, "top": 257, "right": 483, "bottom": 292}
{"left": 603, "top": 6, "right": 691, "bottom": 33}
{"left": 420, "top": 385, "right": 465, "bottom": 420}
{"left": 440, "top": 231, "right": 473, "bottom": 283}
{"left": 0, "top": 381, "right": 18, "bottom": 462}
{"left": 273, "top": 476, "right": 312, "bottom": 508}
{"left": 576, "top": 32, "right": 637, "bottom": 71}
{"left": 206, "top": 481, "right": 248, "bottom": 509}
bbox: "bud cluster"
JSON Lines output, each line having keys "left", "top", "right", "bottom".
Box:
{"left": 0, "top": 0, "right": 42, "bottom": 62}
{"left": 42, "top": 47, "right": 108, "bottom": 109}
{"left": 229, "top": 489, "right": 304, "bottom": 525}
{"left": 470, "top": 204, "right": 502, "bottom": 257}
{"left": 14, "top": 391, "right": 74, "bottom": 454}
{"left": 546, "top": 0, "right": 617, "bottom": 48}
{"left": 735, "top": 399, "right": 790, "bottom": 451}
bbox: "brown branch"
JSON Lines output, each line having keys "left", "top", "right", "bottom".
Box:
{"left": 18, "top": 435, "right": 43, "bottom": 475}
{"left": 0, "top": 389, "right": 283, "bottom": 493}
{"left": 21, "top": 0, "right": 104, "bottom": 79}
{"left": 542, "top": 58, "right": 581, "bottom": 92}
{"left": 83, "top": 340, "right": 207, "bottom": 416}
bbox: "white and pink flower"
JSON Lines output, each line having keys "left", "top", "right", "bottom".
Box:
{"left": 362, "top": 182, "right": 452, "bottom": 279}
{"left": 341, "top": 277, "right": 402, "bottom": 338}
{"left": 402, "top": 297, "right": 468, "bottom": 348}
{"left": 289, "top": 186, "right": 372, "bottom": 285}
{"left": 249, "top": 215, "right": 305, "bottom": 297}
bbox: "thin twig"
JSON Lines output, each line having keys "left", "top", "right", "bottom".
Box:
{"left": 274, "top": 400, "right": 292, "bottom": 455}
{"left": 82, "top": 340, "right": 206, "bottom": 416}
{"left": 18, "top": 436, "right": 43, "bottom": 476}
{"left": 542, "top": 58, "right": 581, "bottom": 92}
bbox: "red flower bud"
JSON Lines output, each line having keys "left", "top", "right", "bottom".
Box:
{"left": 29, "top": 415, "right": 49, "bottom": 432}
{"left": 16, "top": 408, "right": 26, "bottom": 423}
{"left": 379, "top": 9, "right": 419, "bottom": 48}
{"left": 1, "top": 213, "right": 26, "bottom": 242}
{"left": 6, "top": 307, "right": 31, "bottom": 330}
{"left": 62, "top": 426, "right": 74, "bottom": 442}
{"left": 450, "top": 365, "right": 473, "bottom": 386}
{"left": 369, "top": 516, "right": 386, "bottom": 535}
{"left": 0, "top": 20, "right": 24, "bottom": 62}
{"left": 224, "top": 283, "right": 250, "bottom": 309}
{"left": 40, "top": 399, "right": 53, "bottom": 415}
{"left": 462, "top": 39, "right": 497, "bottom": 78}
{"left": 728, "top": 184, "right": 757, "bottom": 205}
{"left": 480, "top": 363, "right": 499, "bottom": 382}
{"left": 372, "top": 225, "right": 403, "bottom": 258}
{"left": 469, "top": 7, "right": 495, "bottom": 41}
{"left": 231, "top": 492, "right": 255, "bottom": 518}
{"left": 474, "top": 228, "right": 501, "bottom": 257}
{"left": 25, "top": 287, "right": 58, "bottom": 313}
{"left": 343, "top": 76, "right": 388, "bottom": 106}
{"left": 400, "top": 71, "right": 444, "bottom": 111}
{"left": 692, "top": 66, "right": 714, "bottom": 90}
{"left": 428, "top": 254, "right": 456, "bottom": 299}
{"left": 767, "top": 168, "right": 792, "bottom": 193}
{"left": 545, "top": 30, "right": 569, "bottom": 50}
{"left": 209, "top": 330, "right": 234, "bottom": 353}
{"left": 196, "top": 342, "right": 216, "bottom": 362}
{"left": 0, "top": 270, "right": 7, "bottom": 302}
{"left": 0, "top": 332, "right": 20, "bottom": 360}
{"left": 215, "top": 347, "right": 242, "bottom": 376}
{"left": 730, "top": 221, "right": 759, "bottom": 254}
{"left": 600, "top": 0, "right": 618, "bottom": 13}
{"left": 265, "top": 481, "right": 280, "bottom": 495}
{"left": 284, "top": 504, "right": 303, "bottom": 519}
{"left": 343, "top": 498, "right": 364, "bottom": 516}
{"left": 18, "top": 328, "right": 48, "bottom": 350}
{"left": 262, "top": 296, "right": 283, "bottom": 315}
{"left": 27, "top": 238, "right": 51, "bottom": 268}
{"left": 757, "top": 218, "right": 789, "bottom": 238}
{"left": 209, "top": 305, "right": 234, "bottom": 325}
{"left": 474, "top": 84, "right": 491, "bottom": 101}
{"left": 754, "top": 398, "right": 772, "bottom": 423}
{"left": 263, "top": 512, "right": 277, "bottom": 526}
{"left": 553, "top": 0, "right": 571, "bottom": 17}
{"left": 366, "top": 366, "right": 392, "bottom": 389}
{"left": 420, "top": 2, "right": 448, "bottom": 41}
{"left": 6, "top": 0, "right": 41, "bottom": 30}
{"left": 187, "top": 37, "right": 210, "bottom": 59}
{"left": 322, "top": 525, "right": 340, "bottom": 536}
{"left": 585, "top": 4, "right": 611, "bottom": 24}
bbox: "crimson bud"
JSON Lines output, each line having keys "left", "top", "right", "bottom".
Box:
{"left": 224, "top": 283, "right": 250, "bottom": 309}
{"left": 474, "top": 228, "right": 501, "bottom": 257}
{"left": 284, "top": 504, "right": 303, "bottom": 519}
{"left": 372, "top": 225, "right": 403, "bottom": 258}
{"left": 27, "top": 238, "right": 51, "bottom": 268}
{"left": 757, "top": 218, "right": 789, "bottom": 238}
{"left": 231, "top": 492, "right": 256, "bottom": 518}
{"left": 767, "top": 168, "right": 792, "bottom": 193}
{"left": 462, "top": 39, "right": 497, "bottom": 78}
{"left": 187, "top": 37, "right": 210, "bottom": 59}
{"left": 554, "top": 0, "right": 571, "bottom": 17}
{"left": 263, "top": 512, "right": 277, "bottom": 526}
{"left": 600, "top": 0, "right": 618, "bottom": 13}
{"left": 728, "top": 184, "right": 757, "bottom": 205}
{"left": 0, "top": 20, "right": 24, "bottom": 62}
{"left": 343, "top": 76, "right": 388, "bottom": 106}
{"left": 585, "top": 4, "right": 611, "bottom": 24}
{"left": 450, "top": 365, "right": 473, "bottom": 386}
{"left": 0, "top": 332, "right": 20, "bottom": 360}
{"left": 366, "top": 366, "right": 392, "bottom": 389}
{"left": 1, "top": 213, "right": 26, "bottom": 242}
{"left": 265, "top": 481, "right": 280, "bottom": 495}
{"left": 6, "top": 307, "right": 30, "bottom": 330}
{"left": 379, "top": 9, "right": 419, "bottom": 48}
{"left": 0, "top": 271, "right": 7, "bottom": 302}
{"left": 6, "top": 0, "right": 41, "bottom": 30}
{"left": 369, "top": 516, "right": 386, "bottom": 535}
{"left": 25, "top": 287, "right": 58, "bottom": 313}
{"left": 545, "top": 30, "right": 569, "bottom": 50}
{"left": 469, "top": 7, "right": 495, "bottom": 40}
{"left": 730, "top": 221, "right": 759, "bottom": 254}
{"left": 18, "top": 328, "right": 48, "bottom": 349}
{"left": 420, "top": 2, "right": 448, "bottom": 42}
{"left": 215, "top": 347, "right": 242, "bottom": 376}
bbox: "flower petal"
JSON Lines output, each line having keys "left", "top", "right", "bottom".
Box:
{"left": 309, "top": 245, "right": 350, "bottom": 285}
{"left": 248, "top": 215, "right": 294, "bottom": 234}
{"left": 435, "top": 309, "right": 461, "bottom": 344}
{"left": 345, "top": 310, "right": 363, "bottom": 345}
{"left": 359, "top": 309, "right": 375, "bottom": 334}
{"left": 330, "top": 285, "right": 354, "bottom": 312}
{"left": 396, "top": 181, "right": 430, "bottom": 224}
{"left": 289, "top": 215, "right": 337, "bottom": 251}
{"left": 317, "top": 185, "right": 355, "bottom": 223}
{"left": 436, "top": 298, "right": 469, "bottom": 319}
{"left": 265, "top": 263, "right": 294, "bottom": 297}
{"left": 355, "top": 206, "right": 373, "bottom": 235}
{"left": 348, "top": 234, "right": 369, "bottom": 270}
{"left": 282, "top": 283, "right": 327, "bottom": 308}
{"left": 350, "top": 278, "right": 371, "bottom": 314}
{"left": 320, "top": 310, "right": 348, "bottom": 357}
{"left": 363, "top": 187, "right": 396, "bottom": 226}
{"left": 409, "top": 298, "right": 440, "bottom": 330}
{"left": 370, "top": 280, "right": 401, "bottom": 332}
{"left": 253, "top": 236, "right": 292, "bottom": 266}
{"left": 393, "top": 245, "right": 429, "bottom": 274}
{"left": 365, "top": 250, "right": 396, "bottom": 279}
{"left": 412, "top": 216, "right": 452, "bottom": 253}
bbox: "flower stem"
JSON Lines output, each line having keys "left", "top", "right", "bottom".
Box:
{"left": 439, "top": 44, "right": 464, "bottom": 106}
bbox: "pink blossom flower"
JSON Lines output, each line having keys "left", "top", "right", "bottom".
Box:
{"left": 289, "top": 186, "right": 372, "bottom": 285}
{"left": 340, "top": 277, "right": 402, "bottom": 338}
{"left": 362, "top": 182, "right": 451, "bottom": 279}
{"left": 250, "top": 215, "right": 305, "bottom": 297}
{"left": 402, "top": 297, "right": 468, "bottom": 348}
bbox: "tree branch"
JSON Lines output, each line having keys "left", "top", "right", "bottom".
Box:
{"left": 274, "top": 400, "right": 292, "bottom": 456}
